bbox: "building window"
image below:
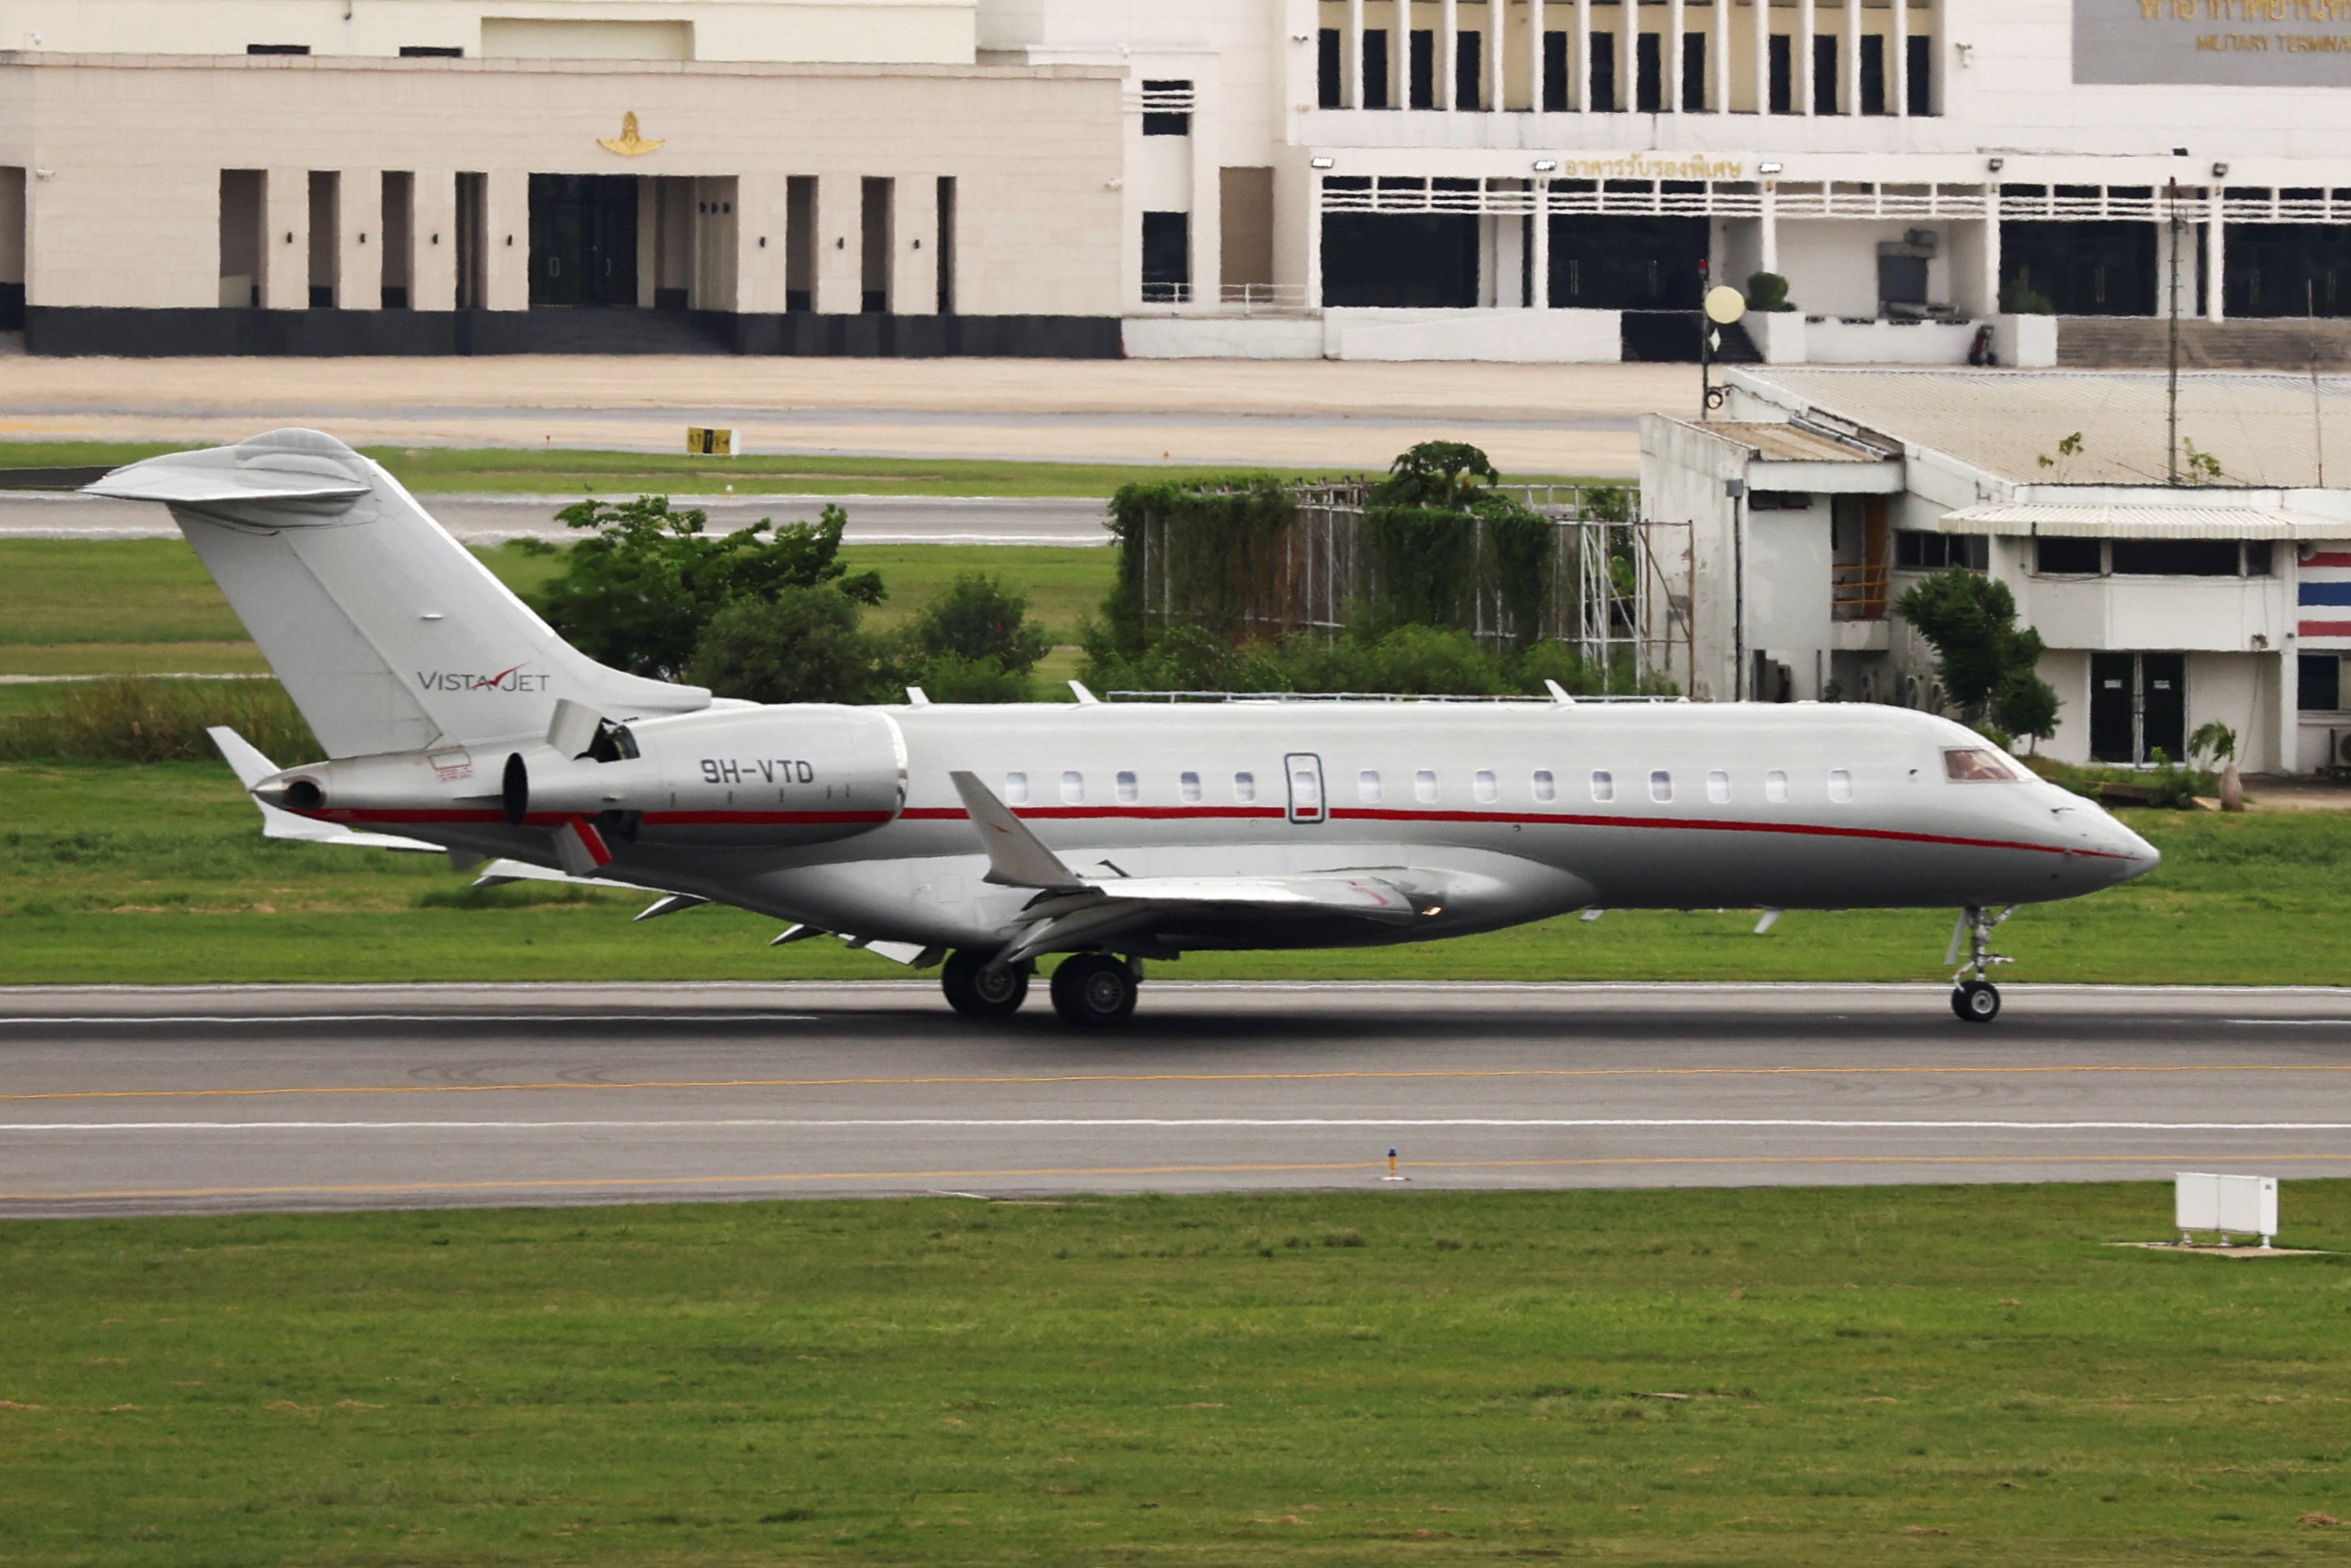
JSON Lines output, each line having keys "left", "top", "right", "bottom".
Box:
{"left": 1765, "top": 769, "right": 1788, "bottom": 803}
{"left": 1142, "top": 211, "right": 1191, "bottom": 304}
{"left": 1533, "top": 769, "right": 1557, "bottom": 802}
{"left": 1634, "top": 32, "right": 1662, "bottom": 112}
{"left": 247, "top": 43, "right": 310, "bottom": 54}
{"left": 1234, "top": 770, "right": 1256, "bottom": 803}
{"left": 2113, "top": 539, "right": 2254, "bottom": 576}
{"left": 1363, "top": 29, "right": 1392, "bottom": 109}
{"left": 1408, "top": 29, "right": 1435, "bottom": 108}
{"left": 1768, "top": 33, "right": 1793, "bottom": 114}
{"left": 1681, "top": 31, "right": 1707, "bottom": 111}
{"left": 1906, "top": 34, "right": 1933, "bottom": 115}
{"left": 1860, "top": 34, "right": 1888, "bottom": 115}
{"left": 1542, "top": 30, "right": 1570, "bottom": 111}
{"left": 1828, "top": 769, "right": 1854, "bottom": 802}
{"left": 1649, "top": 769, "right": 1673, "bottom": 803}
{"left": 1897, "top": 531, "right": 1989, "bottom": 571}
{"left": 2035, "top": 536, "right": 2104, "bottom": 575}
{"left": 1813, "top": 34, "right": 1839, "bottom": 113}
{"left": 399, "top": 45, "right": 463, "bottom": 56}
{"left": 1414, "top": 769, "right": 1439, "bottom": 804}
{"left": 1359, "top": 769, "right": 1382, "bottom": 802}
{"left": 1590, "top": 31, "right": 1619, "bottom": 112}
{"left": 1060, "top": 770, "right": 1084, "bottom": 804}
{"left": 1179, "top": 770, "right": 1202, "bottom": 802}
{"left": 2302, "top": 654, "right": 2344, "bottom": 711}
{"left": 1142, "top": 79, "right": 1192, "bottom": 136}
{"left": 1707, "top": 770, "right": 1731, "bottom": 803}
{"left": 1115, "top": 770, "right": 1139, "bottom": 804}
{"left": 1474, "top": 769, "right": 1498, "bottom": 802}
{"left": 1591, "top": 770, "right": 1615, "bottom": 802}
{"left": 1318, "top": 29, "right": 1343, "bottom": 107}
{"left": 1455, "top": 30, "right": 1484, "bottom": 110}
{"left": 1004, "top": 771, "right": 1029, "bottom": 805}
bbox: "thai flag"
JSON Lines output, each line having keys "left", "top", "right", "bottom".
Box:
{"left": 2302, "top": 546, "right": 2351, "bottom": 642}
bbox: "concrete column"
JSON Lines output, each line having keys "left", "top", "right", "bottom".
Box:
{"left": 1981, "top": 210, "right": 2001, "bottom": 317}
{"left": 1530, "top": 0, "right": 1546, "bottom": 108}
{"left": 1191, "top": 74, "right": 1222, "bottom": 305}
{"left": 1347, "top": 0, "right": 1366, "bottom": 106}
{"left": 888, "top": 174, "right": 937, "bottom": 315}
{"left": 1668, "top": 0, "right": 1685, "bottom": 110}
{"left": 1843, "top": 0, "right": 1860, "bottom": 113}
{"left": 1306, "top": 171, "right": 1326, "bottom": 306}
{"left": 814, "top": 174, "right": 860, "bottom": 314}
{"left": 1715, "top": 0, "right": 1731, "bottom": 111}
{"left": 1394, "top": 0, "right": 1409, "bottom": 106}
{"left": 1760, "top": 180, "right": 1779, "bottom": 273}
{"left": 412, "top": 169, "right": 456, "bottom": 310}
{"left": 1490, "top": 0, "right": 1507, "bottom": 111}
{"left": 1441, "top": 0, "right": 1458, "bottom": 107}
{"left": 1576, "top": 0, "right": 1591, "bottom": 108}
{"left": 734, "top": 172, "right": 788, "bottom": 315}
{"left": 1494, "top": 210, "right": 1526, "bottom": 304}
{"left": 1533, "top": 178, "right": 1551, "bottom": 302}
{"left": 2207, "top": 185, "right": 2227, "bottom": 320}
{"left": 482, "top": 168, "right": 527, "bottom": 310}
{"left": 1756, "top": 0, "right": 1771, "bottom": 115}
{"left": 1799, "top": 0, "right": 1815, "bottom": 114}
{"left": 1893, "top": 0, "right": 1910, "bottom": 114}
{"left": 341, "top": 168, "right": 379, "bottom": 311}
{"left": 261, "top": 168, "right": 306, "bottom": 310}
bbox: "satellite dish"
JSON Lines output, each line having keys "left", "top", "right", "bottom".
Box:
{"left": 1704, "top": 285, "right": 1748, "bottom": 324}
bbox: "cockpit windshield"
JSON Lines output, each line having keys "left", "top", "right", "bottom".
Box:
{"left": 1942, "top": 747, "right": 2023, "bottom": 781}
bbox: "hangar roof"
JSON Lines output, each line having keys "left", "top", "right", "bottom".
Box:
{"left": 1734, "top": 368, "right": 2351, "bottom": 489}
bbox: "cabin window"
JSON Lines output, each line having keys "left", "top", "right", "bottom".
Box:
{"left": 1649, "top": 769, "right": 1673, "bottom": 803}
{"left": 1707, "top": 769, "right": 1730, "bottom": 804}
{"left": 1943, "top": 747, "right": 2022, "bottom": 781}
{"left": 1060, "top": 770, "right": 1084, "bottom": 803}
{"left": 1532, "top": 768, "right": 1556, "bottom": 802}
{"left": 1359, "top": 769, "right": 1382, "bottom": 802}
{"left": 1115, "top": 770, "right": 1139, "bottom": 803}
{"left": 1004, "top": 770, "right": 1029, "bottom": 805}
{"left": 1591, "top": 769, "right": 1615, "bottom": 802}
{"left": 1179, "top": 770, "right": 1202, "bottom": 802}
{"left": 1828, "top": 768, "right": 1853, "bottom": 802}
{"left": 1234, "top": 770, "right": 1256, "bottom": 802}
{"left": 1765, "top": 769, "right": 1788, "bottom": 803}
{"left": 1413, "top": 768, "right": 1438, "bottom": 804}
{"left": 1473, "top": 769, "right": 1498, "bottom": 802}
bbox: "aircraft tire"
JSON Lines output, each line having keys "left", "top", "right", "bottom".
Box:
{"left": 1050, "top": 954, "right": 1137, "bottom": 1027}
{"left": 1953, "top": 980, "right": 2001, "bottom": 1023}
{"left": 943, "top": 950, "right": 1029, "bottom": 1019}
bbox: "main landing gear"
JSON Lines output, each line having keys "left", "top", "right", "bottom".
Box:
{"left": 1947, "top": 905, "right": 2013, "bottom": 1024}
{"left": 939, "top": 949, "right": 1140, "bottom": 1026}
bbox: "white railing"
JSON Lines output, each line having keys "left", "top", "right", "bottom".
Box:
{"left": 2222, "top": 187, "right": 2350, "bottom": 224}
{"left": 1128, "top": 84, "right": 1196, "bottom": 115}
{"left": 1218, "top": 282, "right": 1311, "bottom": 314}
{"left": 1320, "top": 177, "right": 1987, "bottom": 220}
{"left": 1139, "top": 281, "right": 1192, "bottom": 305}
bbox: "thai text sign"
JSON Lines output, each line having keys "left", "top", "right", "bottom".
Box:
{"left": 2077, "top": 0, "right": 2351, "bottom": 84}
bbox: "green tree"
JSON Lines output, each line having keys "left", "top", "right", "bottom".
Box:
{"left": 879, "top": 573, "right": 1055, "bottom": 704}
{"left": 538, "top": 496, "right": 882, "bottom": 681}
{"left": 1372, "top": 441, "right": 1501, "bottom": 508}
{"left": 689, "top": 586, "right": 884, "bottom": 706}
{"left": 1894, "top": 566, "right": 2060, "bottom": 748}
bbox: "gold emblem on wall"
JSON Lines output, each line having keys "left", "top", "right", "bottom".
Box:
{"left": 598, "top": 112, "right": 664, "bottom": 157}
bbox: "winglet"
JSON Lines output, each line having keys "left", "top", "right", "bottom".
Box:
{"left": 1544, "top": 679, "right": 1576, "bottom": 707}
{"left": 948, "top": 770, "right": 1087, "bottom": 890}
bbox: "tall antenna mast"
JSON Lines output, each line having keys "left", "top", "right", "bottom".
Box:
{"left": 2167, "top": 178, "right": 2181, "bottom": 486}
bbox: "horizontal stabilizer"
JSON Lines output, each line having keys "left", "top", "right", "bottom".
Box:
{"left": 84, "top": 462, "right": 367, "bottom": 511}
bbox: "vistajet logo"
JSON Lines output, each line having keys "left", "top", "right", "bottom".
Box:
{"left": 417, "top": 663, "right": 552, "bottom": 694}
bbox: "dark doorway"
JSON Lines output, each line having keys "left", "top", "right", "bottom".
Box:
{"left": 2089, "top": 652, "right": 2187, "bottom": 764}
{"left": 1768, "top": 34, "right": 1793, "bottom": 112}
{"left": 1591, "top": 30, "right": 1619, "bottom": 111}
{"left": 2224, "top": 224, "right": 2351, "bottom": 318}
{"left": 1409, "top": 29, "right": 1435, "bottom": 107}
{"left": 1548, "top": 213, "right": 1707, "bottom": 309}
{"left": 529, "top": 174, "right": 638, "bottom": 308}
{"left": 1322, "top": 212, "right": 1479, "bottom": 306}
{"left": 1906, "top": 34, "right": 1932, "bottom": 112}
{"left": 1860, "top": 34, "right": 1887, "bottom": 113}
{"left": 1681, "top": 32, "right": 1706, "bottom": 110}
{"left": 1456, "top": 29, "right": 1483, "bottom": 108}
{"left": 1635, "top": 32, "right": 1662, "bottom": 111}
{"left": 1364, "top": 29, "right": 1391, "bottom": 107}
{"left": 1543, "top": 29, "right": 1570, "bottom": 109}
{"left": 2000, "top": 218, "right": 2157, "bottom": 316}
{"left": 1813, "top": 35, "right": 1838, "bottom": 112}
{"left": 1143, "top": 211, "right": 1192, "bottom": 303}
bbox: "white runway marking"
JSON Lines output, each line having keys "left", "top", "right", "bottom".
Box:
{"left": 10, "top": 1118, "right": 2349, "bottom": 1133}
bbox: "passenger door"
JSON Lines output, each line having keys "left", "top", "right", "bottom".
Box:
{"left": 1285, "top": 753, "right": 1326, "bottom": 825}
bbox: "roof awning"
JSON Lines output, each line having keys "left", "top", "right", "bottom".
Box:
{"left": 1928, "top": 502, "right": 2351, "bottom": 540}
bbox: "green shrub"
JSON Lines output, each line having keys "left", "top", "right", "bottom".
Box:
{"left": 689, "top": 586, "right": 886, "bottom": 706}
{"left": 0, "top": 677, "right": 318, "bottom": 764}
{"left": 1745, "top": 271, "right": 1795, "bottom": 312}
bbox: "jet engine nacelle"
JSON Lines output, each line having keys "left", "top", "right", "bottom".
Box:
{"left": 516, "top": 703, "right": 908, "bottom": 847}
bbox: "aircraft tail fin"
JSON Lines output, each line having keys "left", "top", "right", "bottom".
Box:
{"left": 90, "top": 430, "right": 708, "bottom": 759}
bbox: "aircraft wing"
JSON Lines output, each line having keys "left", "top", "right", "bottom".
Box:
{"left": 208, "top": 725, "right": 442, "bottom": 852}
{"left": 948, "top": 770, "right": 1439, "bottom": 964}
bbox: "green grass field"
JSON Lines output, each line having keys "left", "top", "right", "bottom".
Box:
{"left": 2, "top": 759, "right": 2347, "bottom": 985}
{"left": 2, "top": 439, "right": 1588, "bottom": 499}
{"left": 0, "top": 539, "right": 1114, "bottom": 678}
{"left": 2, "top": 1184, "right": 2346, "bottom": 1566}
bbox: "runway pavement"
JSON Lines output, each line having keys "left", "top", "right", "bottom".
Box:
{"left": 0, "top": 490, "right": 1111, "bottom": 545}
{"left": 3, "top": 982, "right": 2348, "bottom": 1218}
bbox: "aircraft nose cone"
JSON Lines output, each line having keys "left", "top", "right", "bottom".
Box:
{"left": 2096, "top": 811, "right": 2161, "bottom": 884}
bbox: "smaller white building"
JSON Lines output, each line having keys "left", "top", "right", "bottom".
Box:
{"left": 1640, "top": 368, "right": 2351, "bottom": 775}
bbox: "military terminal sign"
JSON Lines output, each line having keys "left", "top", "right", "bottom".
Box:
{"left": 2076, "top": 0, "right": 2351, "bottom": 84}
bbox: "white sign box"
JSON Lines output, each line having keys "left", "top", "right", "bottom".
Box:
{"left": 2176, "top": 1172, "right": 2278, "bottom": 1241}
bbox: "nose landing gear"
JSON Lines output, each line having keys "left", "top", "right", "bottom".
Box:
{"left": 1946, "top": 906, "right": 2013, "bottom": 1023}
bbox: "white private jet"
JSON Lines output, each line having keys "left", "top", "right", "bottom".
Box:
{"left": 90, "top": 429, "right": 2159, "bottom": 1027}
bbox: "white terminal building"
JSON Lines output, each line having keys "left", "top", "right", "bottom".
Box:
{"left": 1, "top": 0, "right": 2349, "bottom": 361}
